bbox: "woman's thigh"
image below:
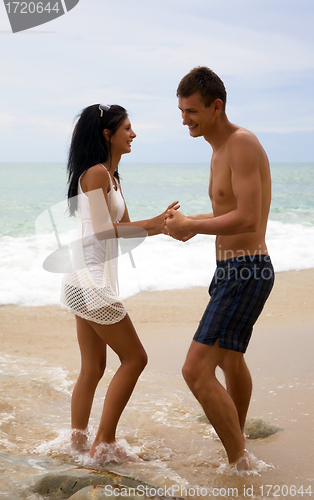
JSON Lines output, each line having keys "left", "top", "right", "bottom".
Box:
{"left": 86, "top": 314, "right": 147, "bottom": 364}
{"left": 75, "top": 316, "right": 107, "bottom": 372}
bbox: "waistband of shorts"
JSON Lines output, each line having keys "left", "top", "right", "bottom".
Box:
{"left": 216, "top": 254, "right": 272, "bottom": 267}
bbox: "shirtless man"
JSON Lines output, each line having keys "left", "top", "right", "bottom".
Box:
{"left": 165, "top": 67, "right": 275, "bottom": 470}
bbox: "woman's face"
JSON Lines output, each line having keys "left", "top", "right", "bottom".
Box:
{"left": 109, "top": 117, "right": 136, "bottom": 156}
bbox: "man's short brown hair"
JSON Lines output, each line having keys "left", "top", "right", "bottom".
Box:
{"left": 177, "top": 66, "right": 227, "bottom": 111}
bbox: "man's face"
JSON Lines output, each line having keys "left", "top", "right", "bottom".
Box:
{"left": 178, "top": 92, "right": 215, "bottom": 139}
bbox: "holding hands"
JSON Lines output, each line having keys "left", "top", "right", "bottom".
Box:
{"left": 164, "top": 209, "right": 197, "bottom": 242}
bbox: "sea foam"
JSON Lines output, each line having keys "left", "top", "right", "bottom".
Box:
{"left": 0, "top": 219, "right": 314, "bottom": 306}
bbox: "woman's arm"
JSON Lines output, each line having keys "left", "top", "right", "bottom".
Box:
{"left": 115, "top": 180, "right": 179, "bottom": 236}
{"left": 82, "top": 166, "right": 179, "bottom": 239}
{"left": 118, "top": 201, "right": 180, "bottom": 237}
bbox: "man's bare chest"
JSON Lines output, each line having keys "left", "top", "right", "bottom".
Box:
{"left": 209, "top": 160, "right": 235, "bottom": 212}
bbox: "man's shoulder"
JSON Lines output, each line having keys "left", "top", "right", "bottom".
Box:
{"left": 224, "top": 127, "right": 267, "bottom": 173}
{"left": 226, "top": 127, "right": 263, "bottom": 158}
{"left": 227, "top": 127, "right": 259, "bottom": 148}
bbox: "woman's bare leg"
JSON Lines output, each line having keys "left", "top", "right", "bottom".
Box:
{"left": 89, "top": 314, "right": 147, "bottom": 457}
{"left": 71, "top": 316, "right": 107, "bottom": 450}
{"left": 72, "top": 314, "right": 147, "bottom": 457}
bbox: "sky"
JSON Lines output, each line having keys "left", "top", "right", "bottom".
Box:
{"left": 0, "top": 0, "right": 313, "bottom": 164}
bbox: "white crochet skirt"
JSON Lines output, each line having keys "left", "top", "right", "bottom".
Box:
{"left": 60, "top": 238, "right": 127, "bottom": 325}
{"left": 60, "top": 181, "right": 127, "bottom": 325}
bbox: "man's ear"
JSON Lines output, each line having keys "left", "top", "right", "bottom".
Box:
{"left": 213, "top": 99, "right": 223, "bottom": 114}
{"left": 103, "top": 129, "right": 111, "bottom": 141}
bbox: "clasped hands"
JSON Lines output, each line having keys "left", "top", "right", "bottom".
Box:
{"left": 163, "top": 206, "right": 196, "bottom": 242}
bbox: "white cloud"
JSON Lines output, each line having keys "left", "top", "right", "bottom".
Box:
{"left": 0, "top": 0, "right": 313, "bottom": 161}
{"left": 0, "top": 112, "right": 18, "bottom": 129}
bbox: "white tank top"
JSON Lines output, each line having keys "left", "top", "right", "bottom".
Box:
{"left": 60, "top": 164, "right": 127, "bottom": 325}
{"left": 78, "top": 165, "right": 125, "bottom": 285}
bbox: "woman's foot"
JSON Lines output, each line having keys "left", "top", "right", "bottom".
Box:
{"left": 71, "top": 428, "right": 90, "bottom": 452}
{"left": 90, "top": 439, "right": 141, "bottom": 463}
{"left": 90, "top": 438, "right": 103, "bottom": 459}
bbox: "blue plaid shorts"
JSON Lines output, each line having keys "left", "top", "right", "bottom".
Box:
{"left": 193, "top": 255, "right": 275, "bottom": 353}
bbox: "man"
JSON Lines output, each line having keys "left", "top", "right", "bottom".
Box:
{"left": 165, "top": 67, "right": 274, "bottom": 470}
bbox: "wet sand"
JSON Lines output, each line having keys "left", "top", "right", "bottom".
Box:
{"left": 1, "top": 268, "right": 314, "bottom": 496}
{"left": 1, "top": 268, "right": 313, "bottom": 373}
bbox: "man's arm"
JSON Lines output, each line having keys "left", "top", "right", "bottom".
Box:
{"left": 187, "top": 212, "right": 214, "bottom": 220}
{"left": 166, "top": 133, "right": 261, "bottom": 239}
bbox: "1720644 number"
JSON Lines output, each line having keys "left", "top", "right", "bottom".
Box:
{"left": 5, "top": 2, "right": 60, "bottom": 14}
{"left": 259, "top": 485, "right": 312, "bottom": 497}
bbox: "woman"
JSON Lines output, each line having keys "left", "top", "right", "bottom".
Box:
{"left": 61, "top": 104, "right": 179, "bottom": 460}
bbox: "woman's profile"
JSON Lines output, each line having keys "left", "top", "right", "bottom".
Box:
{"left": 61, "top": 104, "right": 179, "bottom": 461}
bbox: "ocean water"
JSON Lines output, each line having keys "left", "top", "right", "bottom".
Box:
{"left": 0, "top": 162, "right": 313, "bottom": 306}
{"left": 0, "top": 163, "right": 314, "bottom": 498}
{"left": 1, "top": 326, "right": 314, "bottom": 499}
{"left": 0, "top": 351, "right": 275, "bottom": 499}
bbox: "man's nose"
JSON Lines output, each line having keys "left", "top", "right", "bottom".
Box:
{"left": 182, "top": 113, "right": 188, "bottom": 125}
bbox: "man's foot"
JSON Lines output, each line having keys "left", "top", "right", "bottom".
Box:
{"left": 235, "top": 450, "right": 252, "bottom": 471}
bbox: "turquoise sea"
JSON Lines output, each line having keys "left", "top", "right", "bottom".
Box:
{"left": 0, "top": 162, "right": 314, "bottom": 305}
{"left": 0, "top": 162, "right": 314, "bottom": 499}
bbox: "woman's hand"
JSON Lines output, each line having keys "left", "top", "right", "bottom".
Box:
{"left": 117, "top": 201, "right": 180, "bottom": 237}
{"left": 166, "top": 201, "right": 180, "bottom": 212}
{"left": 145, "top": 200, "right": 180, "bottom": 236}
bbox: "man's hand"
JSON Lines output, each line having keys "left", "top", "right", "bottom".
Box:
{"left": 164, "top": 209, "right": 196, "bottom": 241}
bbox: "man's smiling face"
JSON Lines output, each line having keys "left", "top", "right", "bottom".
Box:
{"left": 178, "top": 92, "right": 216, "bottom": 139}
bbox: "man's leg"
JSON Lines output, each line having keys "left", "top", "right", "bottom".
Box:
{"left": 219, "top": 353, "right": 252, "bottom": 433}
{"left": 182, "top": 339, "right": 248, "bottom": 466}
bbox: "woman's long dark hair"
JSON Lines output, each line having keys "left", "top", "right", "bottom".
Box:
{"left": 67, "top": 104, "right": 128, "bottom": 215}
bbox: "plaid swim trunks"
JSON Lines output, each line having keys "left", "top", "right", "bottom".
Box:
{"left": 193, "top": 255, "right": 275, "bottom": 353}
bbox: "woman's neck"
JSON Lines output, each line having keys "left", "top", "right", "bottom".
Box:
{"left": 105, "top": 152, "right": 121, "bottom": 177}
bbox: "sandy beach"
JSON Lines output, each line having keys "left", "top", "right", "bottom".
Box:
{"left": 1, "top": 268, "right": 314, "bottom": 498}
{"left": 1, "top": 268, "right": 313, "bottom": 371}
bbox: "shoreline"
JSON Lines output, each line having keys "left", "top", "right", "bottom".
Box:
{"left": 0, "top": 268, "right": 313, "bottom": 372}
{"left": 1, "top": 267, "right": 314, "bottom": 487}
